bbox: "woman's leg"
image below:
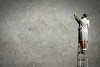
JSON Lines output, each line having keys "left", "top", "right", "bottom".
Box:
{"left": 84, "top": 40, "right": 87, "bottom": 48}
{"left": 82, "top": 41, "right": 84, "bottom": 49}
{"left": 82, "top": 40, "right": 87, "bottom": 50}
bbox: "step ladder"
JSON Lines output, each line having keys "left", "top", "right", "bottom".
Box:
{"left": 77, "top": 42, "right": 88, "bottom": 67}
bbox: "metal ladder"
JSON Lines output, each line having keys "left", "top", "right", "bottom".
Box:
{"left": 77, "top": 42, "right": 88, "bottom": 67}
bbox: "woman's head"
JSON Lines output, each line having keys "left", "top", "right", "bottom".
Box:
{"left": 81, "top": 13, "right": 88, "bottom": 19}
{"left": 83, "top": 14, "right": 88, "bottom": 18}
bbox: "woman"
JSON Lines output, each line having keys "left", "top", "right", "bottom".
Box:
{"left": 74, "top": 14, "right": 90, "bottom": 51}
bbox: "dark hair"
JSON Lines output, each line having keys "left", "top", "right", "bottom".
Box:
{"left": 83, "top": 14, "right": 88, "bottom": 18}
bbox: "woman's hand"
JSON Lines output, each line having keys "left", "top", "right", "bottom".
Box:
{"left": 74, "top": 14, "right": 76, "bottom": 16}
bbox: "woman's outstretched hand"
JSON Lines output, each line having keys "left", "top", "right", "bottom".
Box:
{"left": 74, "top": 14, "right": 76, "bottom": 16}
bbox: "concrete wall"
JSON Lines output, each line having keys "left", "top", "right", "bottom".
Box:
{"left": 0, "top": 0, "right": 100, "bottom": 67}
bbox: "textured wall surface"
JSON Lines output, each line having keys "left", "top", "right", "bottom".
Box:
{"left": 0, "top": 0, "right": 100, "bottom": 67}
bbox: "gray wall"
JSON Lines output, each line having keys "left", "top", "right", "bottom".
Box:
{"left": 0, "top": 0, "right": 100, "bottom": 67}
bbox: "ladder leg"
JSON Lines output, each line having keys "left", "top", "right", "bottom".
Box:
{"left": 86, "top": 58, "right": 88, "bottom": 67}
{"left": 77, "top": 43, "right": 83, "bottom": 67}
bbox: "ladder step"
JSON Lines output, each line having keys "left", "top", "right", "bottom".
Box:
{"left": 78, "top": 59, "right": 85, "bottom": 61}
{"left": 77, "top": 66, "right": 84, "bottom": 67}
{"left": 78, "top": 51, "right": 85, "bottom": 54}
{"left": 78, "top": 51, "right": 87, "bottom": 54}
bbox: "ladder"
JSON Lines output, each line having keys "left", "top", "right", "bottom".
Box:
{"left": 77, "top": 28, "right": 88, "bottom": 67}
{"left": 77, "top": 42, "right": 88, "bottom": 67}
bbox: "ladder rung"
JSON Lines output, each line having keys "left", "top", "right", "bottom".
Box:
{"left": 78, "top": 52, "right": 85, "bottom": 54}
{"left": 78, "top": 59, "right": 85, "bottom": 61}
{"left": 78, "top": 52, "right": 82, "bottom": 54}
{"left": 77, "top": 66, "right": 84, "bottom": 67}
